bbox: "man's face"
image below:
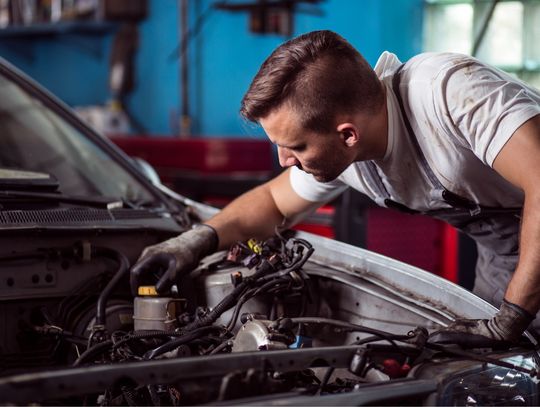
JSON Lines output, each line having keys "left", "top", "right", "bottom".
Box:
{"left": 260, "top": 104, "right": 354, "bottom": 183}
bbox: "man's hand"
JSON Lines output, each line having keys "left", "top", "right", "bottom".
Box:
{"left": 130, "top": 224, "right": 218, "bottom": 296}
{"left": 429, "top": 300, "right": 534, "bottom": 348}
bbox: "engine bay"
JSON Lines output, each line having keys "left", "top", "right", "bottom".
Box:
{"left": 1, "top": 216, "right": 539, "bottom": 405}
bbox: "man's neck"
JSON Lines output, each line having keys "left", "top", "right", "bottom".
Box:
{"left": 354, "top": 96, "right": 389, "bottom": 162}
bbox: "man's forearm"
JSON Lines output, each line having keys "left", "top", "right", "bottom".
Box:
{"left": 505, "top": 192, "right": 540, "bottom": 315}
{"left": 205, "top": 183, "right": 286, "bottom": 250}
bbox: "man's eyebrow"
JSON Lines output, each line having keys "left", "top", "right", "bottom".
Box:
{"left": 267, "top": 136, "right": 304, "bottom": 150}
{"left": 276, "top": 142, "right": 305, "bottom": 150}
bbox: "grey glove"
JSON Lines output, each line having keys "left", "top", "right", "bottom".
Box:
{"left": 429, "top": 299, "right": 534, "bottom": 348}
{"left": 130, "top": 224, "right": 218, "bottom": 295}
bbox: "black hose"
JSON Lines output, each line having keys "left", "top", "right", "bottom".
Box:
{"left": 250, "top": 258, "right": 277, "bottom": 279}
{"left": 183, "top": 283, "right": 250, "bottom": 332}
{"left": 144, "top": 326, "right": 220, "bottom": 359}
{"left": 184, "top": 249, "right": 306, "bottom": 332}
{"left": 95, "top": 247, "right": 130, "bottom": 327}
{"left": 354, "top": 334, "right": 411, "bottom": 346}
{"left": 75, "top": 330, "right": 183, "bottom": 366}
{"left": 227, "top": 278, "right": 291, "bottom": 331}
{"left": 320, "top": 367, "right": 335, "bottom": 393}
{"left": 186, "top": 257, "right": 300, "bottom": 332}
{"left": 111, "top": 329, "right": 203, "bottom": 350}
{"left": 226, "top": 287, "right": 258, "bottom": 331}
{"left": 287, "top": 317, "right": 406, "bottom": 351}
{"left": 426, "top": 342, "right": 538, "bottom": 377}
{"left": 208, "top": 340, "right": 233, "bottom": 355}
{"left": 73, "top": 339, "right": 114, "bottom": 366}
{"left": 184, "top": 261, "right": 276, "bottom": 332}
{"left": 74, "top": 327, "right": 223, "bottom": 366}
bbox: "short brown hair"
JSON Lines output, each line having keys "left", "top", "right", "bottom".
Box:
{"left": 240, "top": 30, "right": 384, "bottom": 133}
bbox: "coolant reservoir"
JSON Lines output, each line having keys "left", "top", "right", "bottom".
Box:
{"left": 133, "top": 286, "right": 183, "bottom": 331}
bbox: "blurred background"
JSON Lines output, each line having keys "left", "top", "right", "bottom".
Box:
{"left": 0, "top": 0, "right": 538, "bottom": 286}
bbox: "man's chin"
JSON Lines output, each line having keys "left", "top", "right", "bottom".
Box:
{"left": 312, "top": 173, "right": 338, "bottom": 183}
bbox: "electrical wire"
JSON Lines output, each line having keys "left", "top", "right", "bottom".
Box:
{"left": 286, "top": 317, "right": 408, "bottom": 353}
{"left": 426, "top": 342, "right": 538, "bottom": 377}
{"left": 319, "top": 367, "right": 334, "bottom": 394}
{"left": 226, "top": 277, "right": 292, "bottom": 331}
{"left": 73, "top": 327, "right": 224, "bottom": 366}
{"left": 221, "top": 233, "right": 313, "bottom": 330}
{"left": 354, "top": 334, "right": 412, "bottom": 346}
{"left": 184, "top": 240, "right": 308, "bottom": 333}
{"left": 144, "top": 326, "right": 221, "bottom": 359}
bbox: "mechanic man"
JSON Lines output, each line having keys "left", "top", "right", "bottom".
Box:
{"left": 132, "top": 30, "right": 540, "bottom": 346}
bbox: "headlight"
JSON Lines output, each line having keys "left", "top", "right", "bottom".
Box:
{"left": 438, "top": 354, "right": 539, "bottom": 406}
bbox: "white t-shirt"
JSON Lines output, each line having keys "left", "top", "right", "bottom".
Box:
{"left": 290, "top": 52, "right": 540, "bottom": 211}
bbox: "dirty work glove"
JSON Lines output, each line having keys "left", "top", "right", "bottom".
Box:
{"left": 429, "top": 299, "right": 534, "bottom": 348}
{"left": 130, "top": 224, "right": 218, "bottom": 296}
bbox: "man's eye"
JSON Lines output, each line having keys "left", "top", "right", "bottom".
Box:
{"left": 291, "top": 145, "right": 306, "bottom": 152}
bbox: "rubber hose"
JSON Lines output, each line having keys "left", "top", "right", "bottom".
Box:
{"left": 183, "top": 282, "right": 248, "bottom": 331}
{"left": 144, "top": 326, "right": 219, "bottom": 359}
{"left": 72, "top": 339, "right": 113, "bottom": 366}
{"left": 95, "top": 247, "right": 130, "bottom": 327}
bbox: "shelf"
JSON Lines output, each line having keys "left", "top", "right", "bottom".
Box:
{"left": 0, "top": 21, "right": 117, "bottom": 39}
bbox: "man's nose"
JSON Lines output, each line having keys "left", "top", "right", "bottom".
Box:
{"left": 277, "top": 146, "right": 299, "bottom": 167}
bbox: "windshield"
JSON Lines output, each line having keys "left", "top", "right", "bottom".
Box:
{"left": 0, "top": 70, "right": 155, "bottom": 204}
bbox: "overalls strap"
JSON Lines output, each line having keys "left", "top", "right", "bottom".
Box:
{"left": 391, "top": 64, "right": 482, "bottom": 216}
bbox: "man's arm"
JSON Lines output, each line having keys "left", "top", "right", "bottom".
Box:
{"left": 429, "top": 114, "right": 540, "bottom": 346}
{"left": 493, "top": 114, "right": 540, "bottom": 315}
{"left": 206, "top": 168, "right": 322, "bottom": 250}
{"left": 130, "top": 168, "right": 321, "bottom": 294}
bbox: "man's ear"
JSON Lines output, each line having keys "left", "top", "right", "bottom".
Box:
{"left": 336, "top": 123, "right": 360, "bottom": 147}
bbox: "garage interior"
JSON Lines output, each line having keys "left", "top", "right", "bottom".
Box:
{"left": 1, "top": 0, "right": 540, "bottom": 404}
{"left": 3, "top": 0, "right": 508, "bottom": 286}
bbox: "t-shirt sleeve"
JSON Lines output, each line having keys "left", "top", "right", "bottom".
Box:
{"left": 439, "top": 61, "right": 540, "bottom": 167}
{"left": 289, "top": 166, "right": 348, "bottom": 203}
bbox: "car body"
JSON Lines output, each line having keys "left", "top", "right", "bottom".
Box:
{"left": 0, "top": 57, "right": 538, "bottom": 406}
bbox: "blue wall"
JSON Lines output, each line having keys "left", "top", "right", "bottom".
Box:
{"left": 0, "top": 32, "right": 112, "bottom": 107}
{"left": 0, "top": 0, "right": 423, "bottom": 138}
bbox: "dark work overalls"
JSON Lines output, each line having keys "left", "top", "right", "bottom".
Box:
{"left": 358, "top": 65, "right": 531, "bottom": 329}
